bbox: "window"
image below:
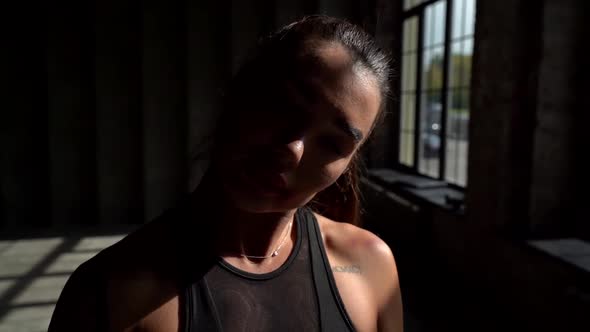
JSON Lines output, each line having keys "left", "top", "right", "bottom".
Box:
{"left": 399, "top": 0, "right": 476, "bottom": 187}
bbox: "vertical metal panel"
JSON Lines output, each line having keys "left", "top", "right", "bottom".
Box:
{"left": 47, "top": 0, "right": 98, "bottom": 227}
{"left": 95, "top": 0, "right": 144, "bottom": 225}
{"left": 142, "top": 0, "right": 189, "bottom": 222}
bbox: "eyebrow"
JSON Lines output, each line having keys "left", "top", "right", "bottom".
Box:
{"left": 289, "top": 78, "right": 365, "bottom": 143}
{"left": 334, "top": 117, "right": 364, "bottom": 143}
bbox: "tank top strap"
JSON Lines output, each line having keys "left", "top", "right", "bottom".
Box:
{"left": 302, "top": 207, "right": 357, "bottom": 332}
{"left": 185, "top": 277, "right": 223, "bottom": 332}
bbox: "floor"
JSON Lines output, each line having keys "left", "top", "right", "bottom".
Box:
{"left": 0, "top": 232, "right": 126, "bottom": 332}
{"left": 0, "top": 230, "right": 428, "bottom": 332}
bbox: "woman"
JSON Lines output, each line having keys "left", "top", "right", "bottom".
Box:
{"left": 49, "top": 15, "right": 403, "bottom": 332}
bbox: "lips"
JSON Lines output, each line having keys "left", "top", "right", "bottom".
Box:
{"left": 240, "top": 165, "right": 288, "bottom": 195}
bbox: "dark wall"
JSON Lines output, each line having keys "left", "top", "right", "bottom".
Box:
{"left": 2, "top": 0, "right": 586, "bottom": 330}
{"left": 3, "top": 3, "right": 52, "bottom": 229}
{"left": 2, "top": 0, "right": 230, "bottom": 229}
{"left": 0, "top": 0, "right": 381, "bottom": 230}
{"left": 529, "top": 0, "right": 589, "bottom": 238}
{"left": 362, "top": 1, "right": 588, "bottom": 331}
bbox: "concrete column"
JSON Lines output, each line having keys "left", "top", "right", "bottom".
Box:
{"left": 466, "top": 0, "right": 542, "bottom": 235}
{"left": 529, "top": 0, "right": 586, "bottom": 237}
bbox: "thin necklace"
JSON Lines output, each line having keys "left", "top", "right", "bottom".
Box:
{"left": 239, "top": 219, "right": 293, "bottom": 259}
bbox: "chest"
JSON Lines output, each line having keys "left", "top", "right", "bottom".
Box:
{"left": 133, "top": 296, "right": 180, "bottom": 332}
{"left": 139, "top": 272, "right": 377, "bottom": 332}
{"left": 201, "top": 258, "right": 321, "bottom": 331}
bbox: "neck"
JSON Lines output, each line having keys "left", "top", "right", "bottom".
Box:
{"left": 190, "top": 167, "right": 297, "bottom": 263}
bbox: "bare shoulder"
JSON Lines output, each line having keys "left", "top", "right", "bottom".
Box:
{"left": 48, "top": 246, "right": 110, "bottom": 331}
{"left": 313, "top": 212, "right": 396, "bottom": 265}
{"left": 50, "top": 212, "right": 184, "bottom": 332}
{"left": 313, "top": 212, "right": 403, "bottom": 331}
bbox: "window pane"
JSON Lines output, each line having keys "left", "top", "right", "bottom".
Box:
{"left": 464, "top": 0, "right": 476, "bottom": 36}
{"left": 406, "top": 0, "right": 425, "bottom": 10}
{"left": 463, "top": 37, "right": 474, "bottom": 55}
{"left": 448, "top": 40, "right": 473, "bottom": 88}
{"left": 423, "top": 4, "right": 433, "bottom": 47}
{"left": 445, "top": 89, "right": 470, "bottom": 186}
{"left": 402, "top": 54, "right": 410, "bottom": 91}
{"left": 408, "top": 53, "right": 417, "bottom": 91}
{"left": 424, "top": 1, "right": 447, "bottom": 48}
{"left": 449, "top": 87, "right": 469, "bottom": 112}
{"left": 452, "top": 0, "right": 476, "bottom": 39}
{"left": 451, "top": 0, "right": 465, "bottom": 39}
{"left": 418, "top": 92, "right": 441, "bottom": 178}
{"left": 403, "top": 17, "right": 418, "bottom": 53}
{"left": 402, "top": 53, "right": 417, "bottom": 92}
{"left": 448, "top": 39, "right": 474, "bottom": 89}
{"left": 404, "top": 0, "right": 411, "bottom": 10}
{"left": 400, "top": 92, "right": 416, "bottom": 166}
{"left": 422, "top": 46, "right": 444, "bottom": 91}
{"left": 462, "top": 38, "right": 474, "bottom": 87}
{"left": 449, "top": 41, "right": 464, "bottom": 89}
{"left": 399, "top": 132, "right": 415, "bottom": 166}
{"left": 456, "top": 140, "right": 468, "bottom": 186}
{"left": 432, "top": 1, "right": 447, "bottom": 45}
{"left": 419, "top": 132, "right": 440, "bottom": 177}
{"left": 447, "top": 89, "right": 470, "bottom": 141}
{"left": 444, "top": 133, "right": 469, "bottom": 185}
{"left": 401, "top": 93, "right": 416, "bottom": 131}
{"left": 401, "top": 95, "right": 408, "bottom": 129}
{"left": 421, "top": 48, "right": 430, "bottom": 90}
{"left": 405, "top": 0, "right": 417, "bottom": 10}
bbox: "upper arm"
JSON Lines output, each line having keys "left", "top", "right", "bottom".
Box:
{"left": 373, "top": 242, "right": 403, "bottom": 332}
{"left": 314, "top": 214, "right": 404, "bottom": 331}
{"left": 360, "top": 233, "right": 403, "bottom": 332}
{"left": 48, "top": 261, "right": 107, "bottom": 332}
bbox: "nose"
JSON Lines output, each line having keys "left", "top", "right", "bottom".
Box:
{"left": 285, "top": 139, "right": 305, "bottom": 168}
{"left": 267, "top": 138, "right": 305, "bottom": 172}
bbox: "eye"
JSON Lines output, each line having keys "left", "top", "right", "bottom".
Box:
{"left": 320, "top": 136, "right": 345, "bottom": 155}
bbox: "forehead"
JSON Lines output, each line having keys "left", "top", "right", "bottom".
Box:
{"left": 285, "top": 42, "right": 382, "bottom": 139}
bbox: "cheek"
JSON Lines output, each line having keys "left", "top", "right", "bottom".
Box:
{"left": 216, "top": 118, "right": 278, "bottom": 162}
{"left": 297, "top": 158, "right": 349, "bottom": 194}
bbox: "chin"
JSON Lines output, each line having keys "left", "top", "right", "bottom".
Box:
{"left": 225, "top": 185, "right": 314, "bottom": 214}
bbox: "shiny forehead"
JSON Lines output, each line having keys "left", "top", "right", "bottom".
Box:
{"left": 281, "top": 41, "right": 382, "bottom": 144}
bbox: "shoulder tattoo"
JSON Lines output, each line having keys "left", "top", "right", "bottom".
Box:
{"left": 332, "top": 265, "right": 362, "bottom": 274}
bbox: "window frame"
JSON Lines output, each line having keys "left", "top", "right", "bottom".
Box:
{"left": 397, "top": 0, "right": 473, "bottom": 189}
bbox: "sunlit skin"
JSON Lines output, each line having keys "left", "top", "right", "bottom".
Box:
{"left": 208, "top": 41, "right": 382, "bottom": 265}
{"left": 48, "top": 41, "right": 403, "bottom": 332}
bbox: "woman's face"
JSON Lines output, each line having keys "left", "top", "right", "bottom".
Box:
{"left": 214, "top": 42, "right": 382, "bottom": 213}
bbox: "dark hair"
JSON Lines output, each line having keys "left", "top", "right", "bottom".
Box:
{"left": 209, "top": 15, "right": 392, "bottom": 226}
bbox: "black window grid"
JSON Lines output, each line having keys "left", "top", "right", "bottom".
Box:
{"left": 398, "top": 0, "right": 474, "bottom": 187}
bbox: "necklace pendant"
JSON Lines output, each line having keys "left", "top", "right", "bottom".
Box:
{"left": 272, "top": 250, "right": 278, "bottom": 257}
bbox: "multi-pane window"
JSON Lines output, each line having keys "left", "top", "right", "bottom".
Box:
{"left": 399, "top": 0, "right": 476, "bottom": 187}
